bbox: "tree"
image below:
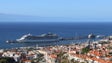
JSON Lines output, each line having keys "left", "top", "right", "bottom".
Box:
{"left": 0, "top": 59, "right": 8, "bottom": 63}
{"left": 31, "top": 53, "right": 44, "bottom": 63}
{"left": 81, "top": 47, "right": 90, "bottom": 54}
{"left": 71, "top": 59, "right": 75, "bottom": 63}
{"left": 56, "top": 51, "right": 69, "bottom": 63}
{"left": 0, "top": 57, "right": 16, "bottom": 63}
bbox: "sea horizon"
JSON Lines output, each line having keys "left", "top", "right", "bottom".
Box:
{"left": 0, "top": 22, "right": 112, "bottom": 49}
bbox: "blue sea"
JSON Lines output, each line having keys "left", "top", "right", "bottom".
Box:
{"left": 0, "top": 22, "right": 112, "bottom": 49}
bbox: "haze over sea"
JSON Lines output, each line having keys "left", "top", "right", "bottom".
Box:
{"left": 0, "top": 22, "right": 112, "bottom": 49}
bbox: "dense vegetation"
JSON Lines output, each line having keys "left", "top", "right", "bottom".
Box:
{"left": 81, "top": 46, "right": 91, "bottom": 54}
{"left": 0, "top": 57, "right": 16, "bottom": 63}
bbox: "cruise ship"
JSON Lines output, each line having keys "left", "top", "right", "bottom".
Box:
{"left": 6, "top": 33, "right": 62, "bottom": 43}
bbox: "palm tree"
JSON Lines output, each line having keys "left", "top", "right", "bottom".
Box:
{"left": 56, "top": 51, "right": 69, "bottom": 63}
{"left": 31, "top": 53, "right": 44, "bottom": 63}
{"left": 71, "top": 59, "right": 75, "bottom": 63}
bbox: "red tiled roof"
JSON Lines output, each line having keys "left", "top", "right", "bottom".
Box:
{"left": 50, "top": 54, "right": 57, "bottom": 58}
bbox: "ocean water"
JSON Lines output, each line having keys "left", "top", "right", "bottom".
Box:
{"left": 0, "top": 22, "right": 112, "bottom": 49}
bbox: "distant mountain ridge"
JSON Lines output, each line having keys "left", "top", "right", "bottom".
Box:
{"left": 0, "top": 13, "right": 110, "bottom": 22}
{"left": 0, "top": 13, "right": 75, "bottom": 22}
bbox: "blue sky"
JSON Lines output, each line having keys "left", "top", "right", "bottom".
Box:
{"left": 0, "top": 0, "right": 112, "bottom": 22}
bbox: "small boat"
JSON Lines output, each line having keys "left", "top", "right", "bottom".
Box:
{"left": 96, "top": 35, "right": 106, "bottom": 39}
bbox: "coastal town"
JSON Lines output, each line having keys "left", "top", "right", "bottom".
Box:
{"left": 1, "top": 0, "right": 112, "bottom": 63}
{"left": 0, "top": 34, "right": 112, "bottom": 63}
